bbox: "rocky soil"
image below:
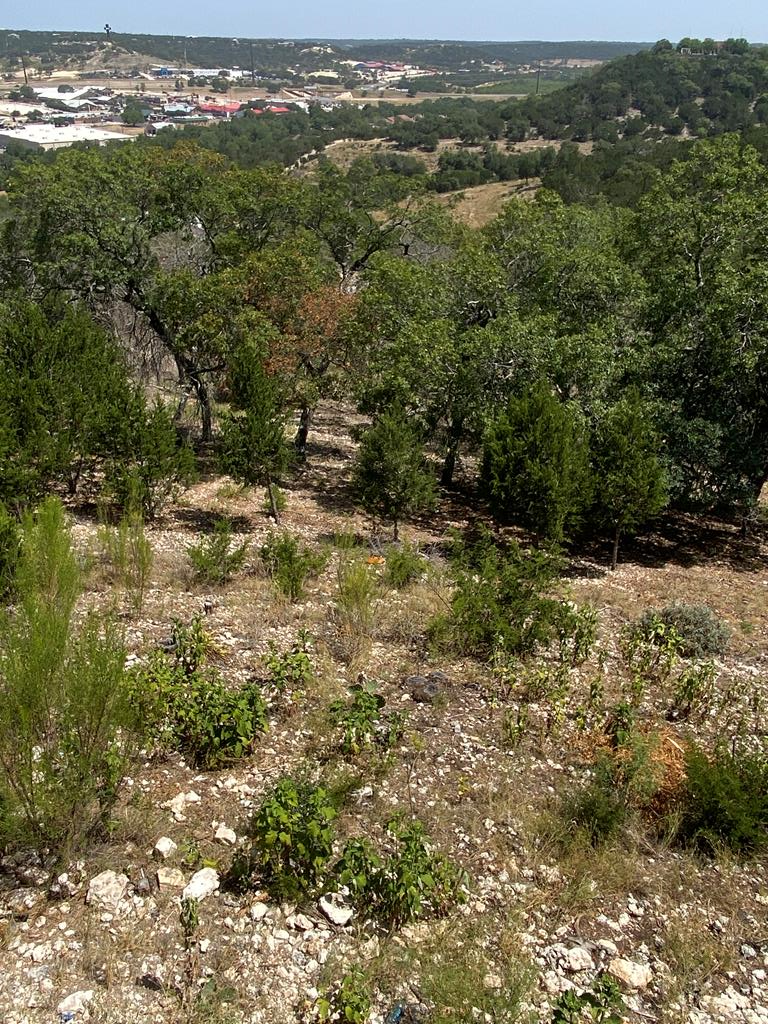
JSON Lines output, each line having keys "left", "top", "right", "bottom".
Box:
{"left": 1, "top": 402, "right": 767, "bottom": 1024}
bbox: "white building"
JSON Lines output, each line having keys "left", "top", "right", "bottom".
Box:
{"left": 0, "top": 124, "right": 132, "bottom": 151}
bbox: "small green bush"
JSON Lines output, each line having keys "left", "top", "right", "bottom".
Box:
{"left": 329, "top": 683, "right": 405, "bottom": 755}
{"left": 260, "top": 531, "right": 327, "bottom": 602}
{"left": 385, "top": 541, "right": 426, "bottom": 589}
{"left": 335, "top": 817, "right": 467, "bottom": 928}
{"left": 555, "top": 601, "right": 598, "bottom": 666}
{"left": 241, "top": 778, "right": 337, "bottom": 899}
{"left": 637, "top": 602, "right": 730, "bottom": 659}
{"left": 188, "top": 518, "right": 248, "bottom": 585}
{"left": 333, "top": 556, "right": 381, "bottom": 661}
{"left": 677, "top": 745, "right": 768, "bottom": 856}
{"left": 0, "top": 498, "right": 133, "bottom": 856}
{"left": 127, "top": 617, "right": 267, "bottom": 769}
{"left": 429, "top": 530, "right": 562, "bottom": 659}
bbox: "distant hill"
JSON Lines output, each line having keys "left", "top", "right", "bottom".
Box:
{"left": 0, "top": 29, "right": 648, "bottom": 77}
{"left": 518, "top": 38, "right": 768, "bottom": 139}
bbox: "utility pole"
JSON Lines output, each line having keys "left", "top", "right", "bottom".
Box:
{"left": 20, "top": 51, "right": 28, "bottom": 85}
{"left": 535, "top": 60, "right": 541, "bottom": 95}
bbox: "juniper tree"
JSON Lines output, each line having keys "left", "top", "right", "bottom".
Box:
{"left": 218, "top": 342, "right": 291, "bottom": 522}
{"left": 482, "top": 385, "right": 592, "bottom": 544}
{"left": 352, "top": 407, "right": 436, "bottom": 540}
{"left": 592, "top": 393, "right": 668, "bottom": 569}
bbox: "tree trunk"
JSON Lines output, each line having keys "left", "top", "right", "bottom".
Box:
{"left": 611, "top": 527, "right": 620, "bottom": 571}
{"left": 192, "top": 376, "right": 213, "bottom": 444}
{"left": 393, "top": 518, "right": 399, "bottom": 542}
{"left": 294, "top": 404, "right": 313, "bottom": 458}
{"left": 440, "top": 420, "right": 464, "bottom": 488}
{"left": 266, "top": 477, "right": 280, "bottom": 524}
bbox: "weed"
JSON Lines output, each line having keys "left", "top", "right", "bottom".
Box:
{"left": 0, "top": 498, "right": 134, "bottom": 857}
{"left": 261, "top": 531, "right": 327, "bottom": 602}
{"left": 188, "top": 518, "right": 248, "bottom": 585}
{"left": 0, "top": 504, "right": 20, "bottom": 602}
{"left": 265, "top": 630, "right": 314, "bottom": 695}
{"left": 333, "top": 556, "right": 381, "bottom": 662}
{"left": 317, "top": 967, "right": 371, "bottom": 1024}
{"left": 551, "top": 974, "right": 624, "bottom": 1023}
{"left": 622, "top": 617, "right": 681, "bottom": 704}
{"left": 329, "top": 683, "right": 405, "bottom": 756}
{"left": 180, "top": 896, "right": 200, "bottom": 950}
{"left": 98, "top": 509, "right": 153, "bottom": 616}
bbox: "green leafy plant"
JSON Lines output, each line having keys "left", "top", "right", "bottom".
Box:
{"left": 676, "top": 745, "right": 768, "bottom": 856}
{"left": 317, "top": 968, "right": 371, "bottom": 1024}
{"left": 329, "top": 683, "right": 405, "bottom": 756}
{"left": 671, "top": 660, "right": 716, "bottom": 719}
{"left": 260, "top": 531, "right": 327, "bottom": 602}
{"left": 637, "top": 602, "right": 730, "bottom": 659}
{"left": 622, "top": 616, "right": 682, "bottom": 704}
{"left": 334, "top": 817, "right": 467, "bottom": 928}
{"left": 241, "top": 778, "right": 337, "bottom": 899}
{"left": 552, "top": 975, "right": 625, "bottom": 1023}
{"left": 127, "top": 617, "right": 267, "bottom": 769}
{"left": 555, "top": 601, "right": 598, "bottom": 666}
{"left": 265, "top": 630, "right": 314, "bottom": 695}
{"left": 188, "top": 518, "right": 248, "bottom": 585}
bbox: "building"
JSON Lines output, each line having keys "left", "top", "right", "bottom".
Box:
{"left": 0, "top": 124, "right": 132, "bottom": 151}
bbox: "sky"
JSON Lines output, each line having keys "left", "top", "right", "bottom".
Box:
{"left": 1, "top": 0, "right": 763, "bottom": 43}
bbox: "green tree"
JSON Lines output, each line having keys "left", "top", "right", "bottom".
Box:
{"left": 592, "top": 393, "right": 669, "bottom": 569}
{"left": 352, "top": 407, "right": 436, "bottom": 540}
{"left": 219, "top": 340, "right": 291, "bottom": 521}
{"left": 482, "top": 386, "right": 592, "bottom": 543}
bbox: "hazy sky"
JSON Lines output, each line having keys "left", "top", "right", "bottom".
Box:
{"left": 1, "top": 0, "right": 763, "bottom": 43}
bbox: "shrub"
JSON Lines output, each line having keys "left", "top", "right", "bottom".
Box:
{"left": 98, "top": 510, "right": 153, "bottom": 615}
{"left": 127, "top": 617, "right": 267, "bottom": 769}
{"left": 429, "top": 529, "right": 562, "bottom": 659}
{"left": 105, "top": 399, "right": 196, "bottom": 520}
{"left": 265, "top": 630, "right": 314, "bottom": 695}
{"left": 260, "top": 531, "right": 327, "bottom": 602}
{"left": 0, "top": 504, "right": 20, "bottom": 602}
{"left": 241, "top": 778, "right": 337, "bottom": 899}
{"left": 385, "top": 541, "right": 426, "bottom": 589}
{"left": 676, "top": 745, "right": 768, "bottom": 855}
{"left": 637, "top": 602, "right": 730, "bottom": 659}
{"left": 0, "top": 498, "right": 133, "bottom": 855}
{"left": 560, "top": 733, "right": 660, "bottom": 847}
{"left": 335, "top": 817, "right": 467, "bottom": 928}
{"left": 329, "top": 683, "right": 405, "bottom": 755}
{"left": 188, "top": 518, "right": 248, "bottom": 585}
